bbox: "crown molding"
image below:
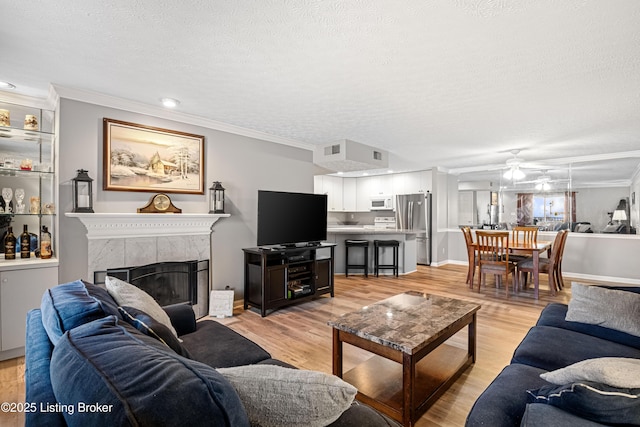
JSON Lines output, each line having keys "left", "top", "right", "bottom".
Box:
{"left": 50, "top": 84, "right": 315, "bottom": 152}
{"left": 0, "top": 90, "right": 53, "bottom": 110}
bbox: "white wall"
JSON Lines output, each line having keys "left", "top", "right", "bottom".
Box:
{"left": 58, "top": 98, "right": 314, "bottom": 297}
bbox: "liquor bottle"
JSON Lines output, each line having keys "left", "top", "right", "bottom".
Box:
{"left": 20, "top": 224, "right": 30, "bottom": 258}
{"left": 40, "top": 226, "right": 52, "bottom": 259}
{"left": 4, "top": 226, "right": 16, "bottom": 260}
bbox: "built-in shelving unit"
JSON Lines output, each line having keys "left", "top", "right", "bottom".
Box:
{"left": 0, "top": 97, "right": 59, "bottom": 360}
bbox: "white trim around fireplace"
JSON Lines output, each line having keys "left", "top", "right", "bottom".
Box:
{"left": 65, "top": 212, "right": 230, "bottom": 239}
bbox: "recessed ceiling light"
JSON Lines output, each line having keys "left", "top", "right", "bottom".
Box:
{"left": 160, "top": 98, "right": 180, "bottom": 108}
{"left": 0, "top": 81, "right": 16, "bottom": 90}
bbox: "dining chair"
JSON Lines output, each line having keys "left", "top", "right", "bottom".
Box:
{"left": 509, "top": 226, "right": 538, "bottom": 263}
{"left": 553, "top": 229, "right": 569, "bottom": 290}
{"left": 475, "top": 231, "right": 517, "bottom": 296}
{"left": 461, "top": 226, "right": 477, "bottom": 288}
{"left": 517, "top": 230, "right": 568, "bottom": 294}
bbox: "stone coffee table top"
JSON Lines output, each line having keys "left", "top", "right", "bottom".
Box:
{"left": 328, "top": 291, "right": 480, "bottom": 355}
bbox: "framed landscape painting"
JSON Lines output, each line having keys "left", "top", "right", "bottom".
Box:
{"left": 103, "top": 118, "right": 205, "bottom": 194}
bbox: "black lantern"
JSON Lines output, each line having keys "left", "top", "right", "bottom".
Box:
{"left": 209, "top": 181, "right": 225, "bottom": 214}
{"left": 72, "top": 169, "right": 94, "bottom": 213}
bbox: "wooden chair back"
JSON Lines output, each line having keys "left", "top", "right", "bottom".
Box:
{"left": 551, "top": 229, "right": 568, "bottom": 268}
{"left": 511, "top": 226, "right": 538, "bottom": 246}
{"left": 461, "top": 226, "right": 475, "bottom": 285}
{"left": 476, "top": 231, "right": 510, "bottom": 264}
{"left": 475, "top": 231, "right": 515, "bottom": 294}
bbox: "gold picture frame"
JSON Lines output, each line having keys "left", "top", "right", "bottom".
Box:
{"left": 103, "top": 118, "right": 205, "bottom": 194}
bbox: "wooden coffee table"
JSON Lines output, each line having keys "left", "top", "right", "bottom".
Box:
{"left": 328, "top": 291, "right": 481, "bottom": 427}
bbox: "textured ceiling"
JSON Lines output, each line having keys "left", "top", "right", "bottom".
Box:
{"left": 2, "top": 0, "right": 640, "bottom": 185}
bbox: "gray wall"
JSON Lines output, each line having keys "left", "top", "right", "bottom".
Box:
{"left": 58, "top": 98, "right": 314, "bottom": 296}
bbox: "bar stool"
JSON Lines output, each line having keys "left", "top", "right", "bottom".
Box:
{"left": 345, "top": 239, "right": 369, "bottom": 277}
{"left": 374, "top": 239, "right": 400, "bottom": 277}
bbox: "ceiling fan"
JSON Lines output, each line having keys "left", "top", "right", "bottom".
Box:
{"left": 502, "top": 149, "right": 527, "bottom": 180}
{"left": 517, "top": 169, "right": 571, "bottom": 190}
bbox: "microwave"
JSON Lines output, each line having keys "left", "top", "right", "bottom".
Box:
{"left": 370, "top": 195, "right": 394, "bottom": 211}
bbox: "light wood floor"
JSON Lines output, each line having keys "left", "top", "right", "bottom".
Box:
{"left": 1, "top": 264, "right": 617, "bottom": 427}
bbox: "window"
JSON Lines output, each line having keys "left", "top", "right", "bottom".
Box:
{"left": 517, "top": 192, "right": 576, "bottom": 229}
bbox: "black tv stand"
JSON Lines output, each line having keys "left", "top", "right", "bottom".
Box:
{"left": 243, "top": 243, "right": 335, "bottom": 317}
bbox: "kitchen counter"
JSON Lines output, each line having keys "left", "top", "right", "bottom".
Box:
{"left": 326, "top": 227, "right": 417, "bottom": 275}
{"left": 327, "top": 226, "right": 418, "bottom": 235}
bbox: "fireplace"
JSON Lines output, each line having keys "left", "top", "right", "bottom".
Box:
{"left": 94, "top": 260, "right": 209, "bottom": 317}
{"left": 66, "top": 212, "right": 229, "bottom": 319}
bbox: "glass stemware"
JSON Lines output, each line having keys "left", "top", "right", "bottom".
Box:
{"left": 14, "top": 188, "right": 25, "bottom": 214}
{"left": 1, "top": 187, "right": 12, "bottom": 214}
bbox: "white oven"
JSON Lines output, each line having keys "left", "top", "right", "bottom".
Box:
{"left": 369, "top": 195, "right": 394, "bottom": 211}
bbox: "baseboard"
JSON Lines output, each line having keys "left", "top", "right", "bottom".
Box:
{"left": 563, "top": 272, "right": 640, "bottom": 285}
{"left": 431, "top": 260, "right": 640, "bottom": 285}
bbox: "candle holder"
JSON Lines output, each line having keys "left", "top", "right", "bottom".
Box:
{"left": 72, "top": 169, "right": 94, "bottom": 213}
{"left": 209, "top": 181, "right": 225, "bottom": 214}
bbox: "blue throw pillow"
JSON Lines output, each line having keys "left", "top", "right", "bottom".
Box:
{"left": 40, "top": 280, "right": 121, "bottom": 345}
{"left": 118, "top": 305, "right": 192, "bottom": 358}
{"left": 50, "top": 316, "right": 249, "bottom": 427}
{"left": 526, "top": 381, "right": 640, "bottom": 425}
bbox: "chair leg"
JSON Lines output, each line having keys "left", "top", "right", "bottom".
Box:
{"left": 557, "top": 267, "right": 565, "bottom": 290}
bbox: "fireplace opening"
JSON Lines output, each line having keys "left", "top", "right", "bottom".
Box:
{"left": 94, "top": 260, "right": 209, "bottom": 308}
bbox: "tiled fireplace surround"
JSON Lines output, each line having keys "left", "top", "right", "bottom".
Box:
{"left": 67, "top": 213, "right": 229, "bottom": 317}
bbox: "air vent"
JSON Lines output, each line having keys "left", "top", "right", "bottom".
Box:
{"left": 324, "top": 144, "right": 341, "bottom": 155}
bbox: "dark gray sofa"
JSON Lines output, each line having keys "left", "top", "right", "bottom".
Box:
{"left": 466, "top": 286, "right": 640, "bottom": 426}
{"left": 25, "top": 280, "right": 397, "bottom": 427}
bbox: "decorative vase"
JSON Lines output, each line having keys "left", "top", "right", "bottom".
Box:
{"left": 24, "top": 114, "right": 38, "bottom": 131}
{"left": 0, "top": 109, "right": 9, "bottom": 127}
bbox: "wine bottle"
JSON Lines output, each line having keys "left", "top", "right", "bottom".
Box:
{"left": 20, "top": 224, "right": 30, "bottom": 258}
{"left": 40, "top": 226, "right": 52, "bottom": 259}
{"left": 4, "top": 226, "right": 16, "bottom": 260}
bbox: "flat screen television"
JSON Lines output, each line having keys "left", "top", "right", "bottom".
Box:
{"left": 257, "top": 190, "right": 328, "bottom": 247}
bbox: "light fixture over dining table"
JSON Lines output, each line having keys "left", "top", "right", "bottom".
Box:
{"left": 503, "top": 150, "right": 526, "bottom": 180}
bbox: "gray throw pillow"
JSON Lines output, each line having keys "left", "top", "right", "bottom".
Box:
{"left": 105, "top": 276, "right": 178, "bottom": 338}
{"left": 217, "top": 364, "right": 357, "bottom": 427}
{"left": 565, "top": 283, "right": 640, "bottom": 337}
{"left": 541, "top": 357, "right": 640, "bottom": 389}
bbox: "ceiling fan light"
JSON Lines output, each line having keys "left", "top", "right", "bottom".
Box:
{"left": 504, "top": 167, "right": 525, "bottom": 180}
{"left": 512, "top": 168, "right": 525, "bottom": 180}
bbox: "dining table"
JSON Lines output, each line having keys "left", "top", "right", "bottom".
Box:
{"left": 470, "top": 232, "right": 552, "bottom": 299}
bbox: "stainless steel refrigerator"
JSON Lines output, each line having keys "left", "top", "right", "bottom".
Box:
{"left": 395, "top": 192, "right": 432, "bottom": 265}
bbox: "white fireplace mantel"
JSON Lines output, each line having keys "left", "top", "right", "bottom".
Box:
{"left": 65, "top": 212, "right": 230, "bottom": 239}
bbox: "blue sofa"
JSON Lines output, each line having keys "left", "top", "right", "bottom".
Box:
{"left": 25, "top": 280, "right": 397, "bottom": 427}
{"left": 466, "top": 286, "right": 640, "bottom": 426}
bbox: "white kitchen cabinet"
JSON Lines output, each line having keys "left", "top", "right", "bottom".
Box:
{"left": 314, "top": 176, "right": 324, "bottom": 195}
{"left": 314, "top": 175, "right": 344, "bottom": 211}
{"left": 342, "top": 178, "right": 357, "bottom": 211}
{"left": 326, "top": 175, "right": 343, "bottom": 211}
{"left": 356, "top": 176, "right": 374, "bottom": 211}
{"left": 0, "top": 264, "right": 58, "bottom": 359}
{"left": 404, "top": 171, "right": 432, "bottom": 194}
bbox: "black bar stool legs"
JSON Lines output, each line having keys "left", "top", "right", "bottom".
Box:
{"left": 374, "top": 240, "right": 400, "bottom": 277}
{"left": 345, "top": 239, "right": 369, "bottom": 277}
